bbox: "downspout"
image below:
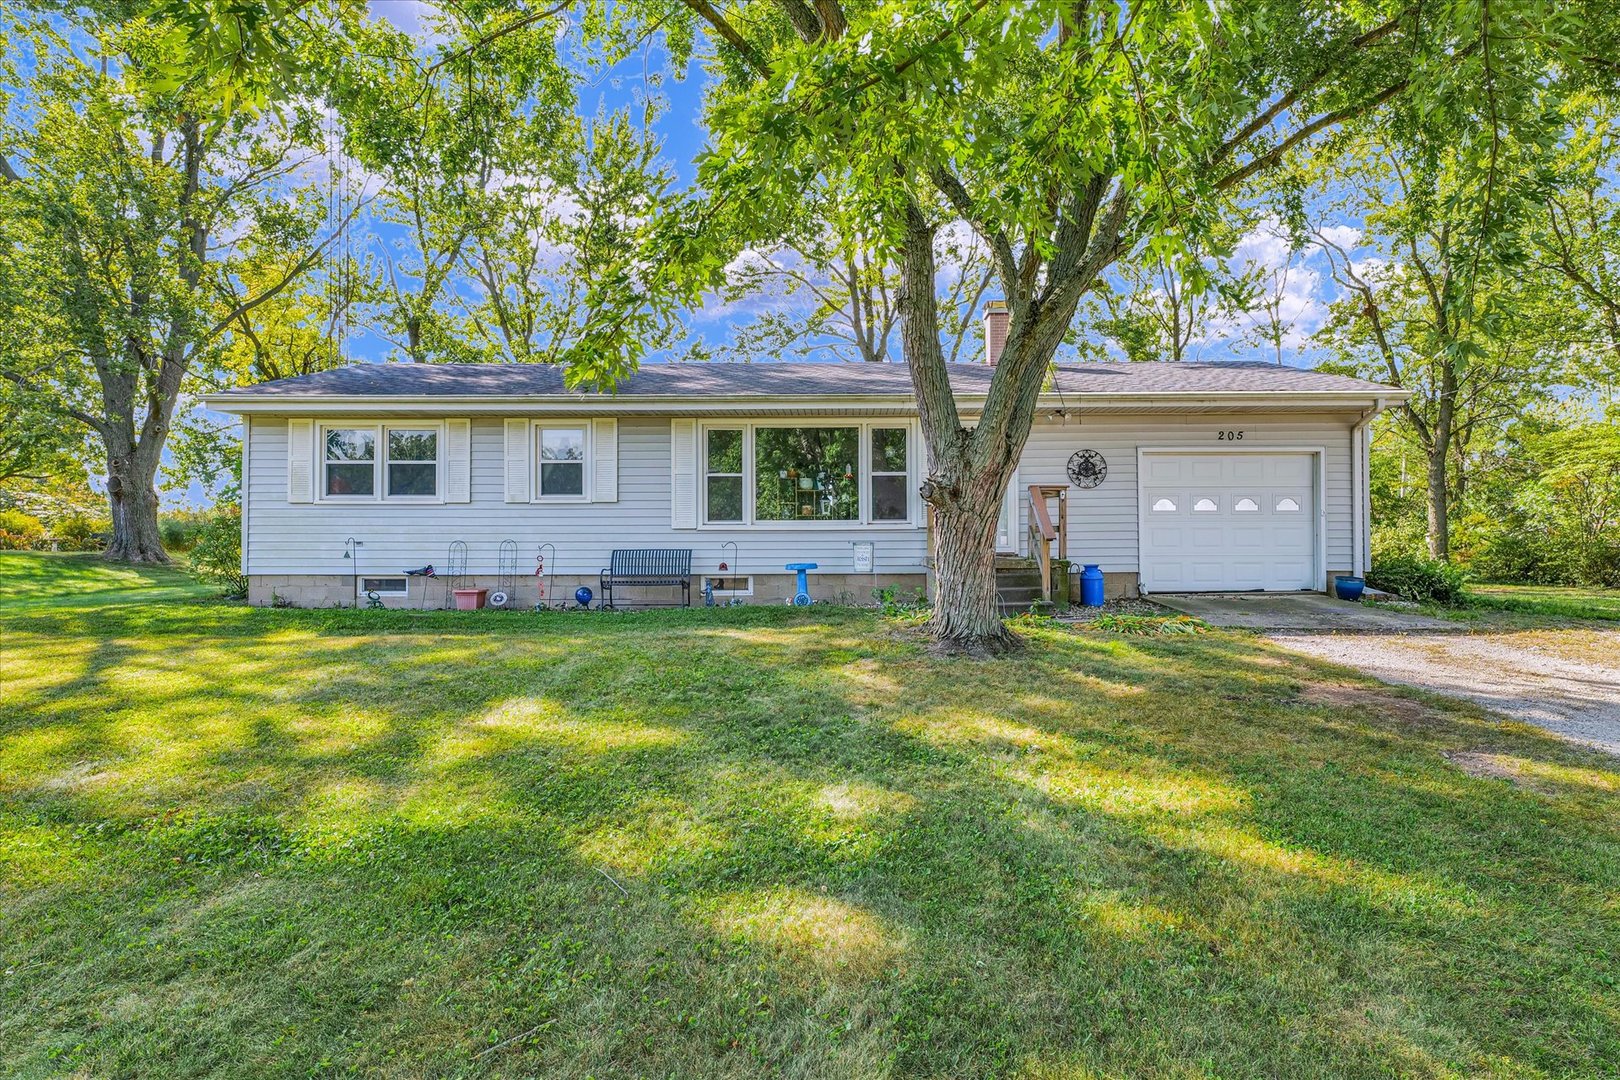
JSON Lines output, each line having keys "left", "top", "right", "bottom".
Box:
{"left": 1350, "top": 399, "right": 1384, "bottom": 578}
{"left": 240, "top": 415, "right": 251, "bottom": 586}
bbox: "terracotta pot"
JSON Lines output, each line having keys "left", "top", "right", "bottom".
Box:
{"left": 452, "top": 588, "right": 489, "bottom": 610}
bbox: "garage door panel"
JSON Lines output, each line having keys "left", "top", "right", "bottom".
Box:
{"left": 1273, "top": 457, "right": 1313, "bottom": 484}
{"left": 1141, "top": 452, "right": 1316, "bottom": 592}
{"left": 1271, "top": 524, "right": 1313, "bottom": 547}
{"left": 1231, "top": 458, "right": 1266, "bottom": 482}
{"left": 1147, "top": 459, "right": 1185, "bottom": 482}
{"left": 1228, "top": 526, "right": 1266, "bottom": 549}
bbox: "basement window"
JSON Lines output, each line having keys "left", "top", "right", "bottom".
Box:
{"left": 702, "top": 575, "right": 753, "bottom": 598}
{"left": 360, "top": 577, "right": 409, "bottom": 597}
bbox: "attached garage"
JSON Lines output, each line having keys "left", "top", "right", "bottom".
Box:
{"left": 1138, "top": 449, "right": 1322, "bottom": 592}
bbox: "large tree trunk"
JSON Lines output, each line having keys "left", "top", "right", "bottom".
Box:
{"left": 1425, "top": 363, "right": 1457, "bottom": 561}
{"left": 104, "top": 446, "right": 168, "bottom": 563}
{"left": 1423, "top": 444, "right": 1449, "bottom": 562}
{"left": 925, "top": 449, "right": 1018, "bottom": 655}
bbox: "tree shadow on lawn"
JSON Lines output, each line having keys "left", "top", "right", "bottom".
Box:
{"left": 2, "top": 605, "right": 1617, "bottom": 1078}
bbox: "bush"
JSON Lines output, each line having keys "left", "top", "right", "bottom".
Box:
{"left": 189, "top": 509, "right": 246, "bottom": 596}
{"left": 53, "top": 513, "right": 108, "bottom": 551}
{"left": 160, "top": 509, "right": 212, "bottom": 553}
{"left": 0, "top": 509, "right": 45, "bottom": 550}
{"left": 1366, "top": 554, "right": 1469, "bottom": 605}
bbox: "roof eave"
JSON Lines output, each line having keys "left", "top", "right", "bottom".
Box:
{"left": 200, "top": 388, "right": 1408, "bottom": 416}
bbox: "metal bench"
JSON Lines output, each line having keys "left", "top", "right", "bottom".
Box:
{"left": 599, "top": 548, "right": 693, "bottom": 609}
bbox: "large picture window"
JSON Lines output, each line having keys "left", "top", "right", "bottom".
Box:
{"left": 694, "top": 422, "right": 915, "bottom": 526}
{"left": 538, "top": 426, "right": 586, "bottom": 497}
{"left": 705, "top": 428, "right": 744, "bottom": 523}
{"left": 754, "top": 426, "right": 860, "bottom": 522}
{"left": 324, "top": 428, "right": 376, "bottom": 497}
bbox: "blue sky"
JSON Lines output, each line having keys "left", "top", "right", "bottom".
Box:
{"left": 342, "top": 1, "right": 1359, "bottom": 373}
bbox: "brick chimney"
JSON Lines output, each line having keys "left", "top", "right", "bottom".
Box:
{"left": 984, "top": 299, "right": 1009, "bottom": 366}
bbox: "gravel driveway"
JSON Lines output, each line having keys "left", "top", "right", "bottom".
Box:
{"left": 1271, "top": 630, "right": 1620, "bottom": 756}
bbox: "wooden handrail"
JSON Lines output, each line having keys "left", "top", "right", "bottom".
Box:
{"left": 1026, "top": 484, "right": 1070, "bottom": 605}
{"left": 1028, "top": 484, "right": 1057, "bottom": 541}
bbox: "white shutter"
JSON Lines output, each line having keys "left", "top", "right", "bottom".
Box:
{"left": 287, "top": 418, "right": 314, "bottom": 503}
{"left": 445, "top": 419, "right": 471, "bottom": 503}
{"left": 592, "top": 418, "right": 618, "bottom": 503}
{"left": 670, "top": 418, "right": 697, "bottom": 529}
{"left": 504, "top": 419, "right": 530, "bottom": 503}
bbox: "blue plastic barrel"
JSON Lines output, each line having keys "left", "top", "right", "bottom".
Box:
{"left": 1079, "top": 564, "right": 1105, "bottom": 607}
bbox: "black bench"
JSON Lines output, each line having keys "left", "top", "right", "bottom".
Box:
{"left": 599, "top": 548, "right": 693, "bottom": 609}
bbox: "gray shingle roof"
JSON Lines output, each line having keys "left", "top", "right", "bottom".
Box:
{"left": 210, "top": 361, "right": 1398, "bottom": 400}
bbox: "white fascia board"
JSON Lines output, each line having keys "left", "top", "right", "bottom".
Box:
{"left": 201, "top": 389, "right": 1409, "bottom": 416}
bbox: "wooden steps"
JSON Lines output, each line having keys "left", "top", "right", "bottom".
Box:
{"left": 995, "top": 555, "right": 1051, "bottom": 615}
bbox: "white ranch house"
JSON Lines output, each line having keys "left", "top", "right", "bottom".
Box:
{"left": 205, "top": 350, "right": 1404, "bottom": 609}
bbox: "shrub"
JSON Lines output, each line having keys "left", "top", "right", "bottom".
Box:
{"left": 53, "top": 513, "right": 108, "bottom": 551}
{"left": 1366, "top": 554, "right": 1468, "bottom": 605}
{"left": 871, "top": 583, "right": 928, "bottom": 615}
{"left": 159, "top": 509, "right": 212, "bottom": 553}
{"left": 0, "top": 509, "right": 46, "bottom": 549}
{"left": 190, "top": 509, "right": 246, "bottom": 596}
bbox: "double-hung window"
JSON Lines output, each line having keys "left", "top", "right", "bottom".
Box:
{"left": 869, "top": 428, "right": 909, "bottom": 521}
{"left": 704, "top": 428, "right": 744, "bottom": 522}
{"left": 321, "top": 424, "right": 441, "bottom": 500}
{"left": 324, "top": 428, "right": 376, "bottom": 497}
{"left": 387, "top": 429, "right": 438, "bottom": 497}
{"left": 537, "top": 426, "right": 587, "bottom": 498}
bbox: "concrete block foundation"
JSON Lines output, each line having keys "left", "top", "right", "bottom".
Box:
{"left": 247, "top": 572, "right": 931, "bottom": 609}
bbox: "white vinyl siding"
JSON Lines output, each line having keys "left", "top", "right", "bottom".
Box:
{"left": 246, "top": 416, "right": 929, "bottom": 577}
{"left": 243, "top": 411, "right": 1360, "bottom": 590}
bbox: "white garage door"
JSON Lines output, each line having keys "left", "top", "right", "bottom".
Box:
{"left": 1140, "top": 452, "right": 1316, "bottom": 592}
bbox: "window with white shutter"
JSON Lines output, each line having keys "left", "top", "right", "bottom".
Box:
{"left": 592, "top": 418, "right": 618, "bottom": 502}
{"left": 444, "top": 419, "right": 471, "bottom": 502}
{"left": 670, "top": 418, "right": 697, "bottom": 529}
{"left": 286, "top": 418, "right": 314, "bottom": 503}
{"left": 504, "top": 419, "right": 530, "bottom": 503}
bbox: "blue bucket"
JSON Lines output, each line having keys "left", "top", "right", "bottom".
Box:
{"left": 1334, "top": 576, "right": 1365, "bottom": 602}
{"left": 1079, "top": 564, "right": 1105, "bottom": 607}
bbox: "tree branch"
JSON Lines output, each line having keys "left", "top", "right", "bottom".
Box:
{"left": 681, "top": 0, "right": 772, "bottom": 76}
{"left": 1212, "top": 9, "right": 1412, "bottom": 167}
{"left": 1215, "top": 77, "right": 1411, "bottom": 193}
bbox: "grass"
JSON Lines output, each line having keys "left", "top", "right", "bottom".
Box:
{"left": 2, "top": 552, "right": 1618, "bottom": 1078}
{"left": 0, "top": 551, "right": 214, "bottom": 614}
{"left": 1465, "top": 584, "right": 1620, "bottom": 623}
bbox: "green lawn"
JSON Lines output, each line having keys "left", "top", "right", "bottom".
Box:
{"left": 0, "top": 551, "right": 214, "bottom": 614}
{"left": 1466, "top": 583, "right": 1620, "bottom": 623}
{"left": 2, "top": 553, "right": 1617, "bottom": 1078}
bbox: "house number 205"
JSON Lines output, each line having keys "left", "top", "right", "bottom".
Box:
{"left": 1217, "top": 429, "right": 1245, "bottom": 441}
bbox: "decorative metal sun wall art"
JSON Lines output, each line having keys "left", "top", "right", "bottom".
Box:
{"left": 1067, "top": 449, "right": 1107, "bottom": 489}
